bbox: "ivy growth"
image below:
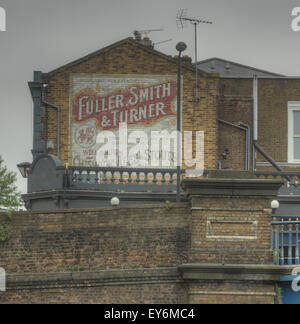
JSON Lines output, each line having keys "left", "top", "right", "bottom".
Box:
{"left": 0, "top": 155, "right": 23, "bottom": 212}
{"left": 0, "top": 224, "right": 10, "bottom": 242}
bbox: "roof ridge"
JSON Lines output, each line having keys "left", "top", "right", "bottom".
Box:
{"left": 196, "top": 57, "right": 285, "bottom": 77}
{"left": 44, "top": 37, "right": 211, "bottom": 77}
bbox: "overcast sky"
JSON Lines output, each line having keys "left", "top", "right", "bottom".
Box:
{"left": 0, "top": 0, "right": 300, "bottom": 194}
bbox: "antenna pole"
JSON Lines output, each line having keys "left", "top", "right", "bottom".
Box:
{"left": 194, "top": 22, "right": 198, "bottom": 101}
{"left": 176, "top": 10, "right": 212, "bottom": 101}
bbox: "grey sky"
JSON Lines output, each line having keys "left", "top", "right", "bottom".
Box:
{"left": 0, "top": 0, "right": 299, "bottom": 194}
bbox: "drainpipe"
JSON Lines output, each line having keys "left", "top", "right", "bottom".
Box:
{"left": 41, "top": 85, "right": 61, "bottom": 158}
{"left": 218, "top": 119, "right": 250, "bottom": 171}
{"left": 28, "top": 71, "right": 45, "bottom": 159}
{"left": 239, "top": 122, "right": 251, "bottom": 171}
{"left": 253, "top": 75, "right": 258, "bottom": 171}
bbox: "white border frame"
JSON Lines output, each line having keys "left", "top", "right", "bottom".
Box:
{"left": 68, "top": 73, "right": 181, "bottom": 168}
{"left": 288, "top": 101, "right": 300, "bottom": 163}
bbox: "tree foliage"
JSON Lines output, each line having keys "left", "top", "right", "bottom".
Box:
{"left": 0, "top": 156, "right": 22, "bottom": 211}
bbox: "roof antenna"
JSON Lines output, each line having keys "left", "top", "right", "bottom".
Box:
{"left": 153, "top": 39, "right": 172, "bottom": 46}
{"left": 133, "top": 29, "right": 164, "bottom": 38}
{"left": 176, "top": 9, "right": 213, "bottom": 101}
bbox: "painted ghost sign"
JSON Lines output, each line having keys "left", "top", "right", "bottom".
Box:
{"left": 70, "top": 75, "right": 178, "bottom": 168}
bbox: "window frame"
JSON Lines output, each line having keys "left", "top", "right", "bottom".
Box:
{"left": 288, "top": 102, "right": 300, "bottom": 163}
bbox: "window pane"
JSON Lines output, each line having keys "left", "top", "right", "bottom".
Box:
{"left": 294, "top": 111, "right": 300, "bottom": 135}
{"left": 294, "top": 138, "right": 300, "bottom": 160}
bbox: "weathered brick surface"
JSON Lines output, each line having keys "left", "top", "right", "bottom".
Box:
{"left": 0, "top": 204, "right": 191, "bottom": 273}
{"left": 0, "top": 283, "right": 187, "bottom": 304}
{"left": 188, "top": 281, "right": 276, "bottom": 304}
{"left": 41, "top": 38, "right": 219, "bottom": 170}
{"left": 220, "top": 78, "right": 300, "bottom": 170}
{"left": 0, "top": 184, "right": 281, "bottom": 304}
{"left": 0, "top": 268, "right": 188, "bottom": 304}
{"left": 189, "top": 196, "right": 273, "bottom": 265}
{"left": 218, "top": 97, "right": 252, "bottom": 170}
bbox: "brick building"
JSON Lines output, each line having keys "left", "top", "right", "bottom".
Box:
{"left": 8, "top": 34, "right": 300, "bottom": 303}
{"left": 22, "top": 34, "right": 300, "bottom": 213}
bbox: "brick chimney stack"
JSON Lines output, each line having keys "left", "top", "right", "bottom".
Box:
{"left": 133, "top": 31, "right": 154, "bottom": 49}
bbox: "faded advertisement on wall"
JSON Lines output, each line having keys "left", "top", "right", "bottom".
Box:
{"left": 70, "top": 74, "right": 178, "bottom": 168}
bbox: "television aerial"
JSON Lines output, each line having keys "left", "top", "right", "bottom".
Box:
{"left": 176, "top": 9, "right": 213, "bottom": 100}
{"left": 133, "top": 29, "right": 164, "bottom": 38}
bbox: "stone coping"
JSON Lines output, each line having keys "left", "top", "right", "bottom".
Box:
{"left": 182, "top": 177, "right": 283, "bottom": 198}
{"left": 0, "top": 202, "right": 190, "bottom": 216}
{"left": 178, "top": 264, "right": 286, "bottom": 282}
{"left": 5, "top": 267, "right": 180, "bottom": 290}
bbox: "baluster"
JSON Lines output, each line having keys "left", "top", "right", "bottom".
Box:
{"left": 272, "top": 221, "right": 279, "bottom": 265}
{"left": 136, "top": 172, "right": 141, "bottom": 184}
{"left": 280, "top": 219, "right": 285, "bottom": 265}
{"left": 111, "top": 171, "right": 115, "bottom": 184}
{"left": 161, "top": 172, "right": 166, "bottom": 185}
{"left": 152, "top": 172, "right": 157, "bottom": 185}
{"left": 95, "top": 171, "right": 99, "bottom": 184}
{"left": 86, "top": 171, "right": 91, "bottom": 183}
{"left": 141, "top": 172, "right": 146, "bottom": 184}
{"left": 288, "top": 219, "right": 293, "bottom": 265}
{"left": 103, "top": 171, "right": 107, "bottom": 184}
{"left": 296, "top": 219, "right": 299, "bottom": 265}
{"left": 128, "top": 172, "right": 133, "bottom": 184}
{"left": 92, "top": 171, "right": 97, "bottom": 184}
{"left": 78, "top": 171, "right": 82, "bottom": 182}
{"left": 144, "top": 172, "right": 148, "bottom": 185}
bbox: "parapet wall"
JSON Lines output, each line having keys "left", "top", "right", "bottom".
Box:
{"left": 0, "top": 203, "right": 190, "bottom": 304}
{"left": 0, "top": 173, "right": 285, "bottom": 304}
{"left": 0, "top": 203, "right": 191, "bottom": 273}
